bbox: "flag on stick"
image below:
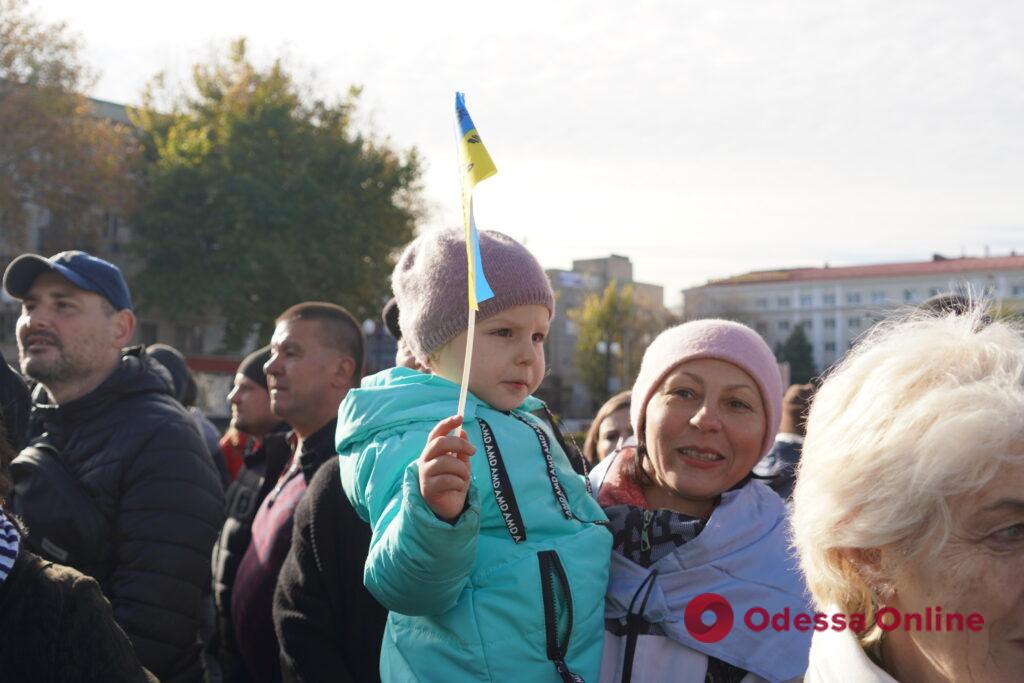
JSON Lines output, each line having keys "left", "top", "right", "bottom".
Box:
{"left": 454, "top": 92, "right": 496, "bottom": 417}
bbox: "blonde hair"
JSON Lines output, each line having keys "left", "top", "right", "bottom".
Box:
{"left": 791, "top": 307, "right": 1024, "bottom": 635}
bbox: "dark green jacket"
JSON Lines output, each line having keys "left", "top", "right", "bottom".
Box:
{"left": 0, "top": 547, "right": 156, "bottom": 682}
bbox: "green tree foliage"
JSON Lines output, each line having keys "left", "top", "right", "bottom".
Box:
{"left": 569, "top": 280, "right": 677, "bottom": 411}
{"left": 130, "top": 40, "right": 423, "bottom": 348}
{"left": 779, "top": 323, "right": 817, "bottom": 384}
{"left": 571, "top": 281, "right": 634, "bottom": 409}
{"left": 0, "top": 0, "right": 137, "bottom": 248}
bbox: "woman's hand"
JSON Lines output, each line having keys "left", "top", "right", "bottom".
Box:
{"left": 418, "top": 415, "right": 475, "bottom": 523}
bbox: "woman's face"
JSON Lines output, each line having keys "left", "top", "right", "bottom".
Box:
{"left": 882, "top": 461, "right": 1024, "bottom": 682}
{"left": 596, "top": 407, "right": 632, "bottom": 462}
{"left": 642, "top": 358, "right": 766, "bottom": 517}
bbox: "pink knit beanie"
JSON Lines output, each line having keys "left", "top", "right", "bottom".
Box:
{"left": 392, "top": 228, "right": 555, "bottom": 362}
{"left": 631, "top": 319, "right": 783, "bottom": 458}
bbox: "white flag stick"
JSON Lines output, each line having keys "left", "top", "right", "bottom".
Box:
{"left": 456, "top": 310, "right": 476, "bottom": 420}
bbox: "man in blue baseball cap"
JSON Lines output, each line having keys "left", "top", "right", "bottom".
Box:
{"left": 2, "top": 250, "right": 225, "bottom": 682}
{"left": 3, "top": 251, "right": 134, "bottom": 401}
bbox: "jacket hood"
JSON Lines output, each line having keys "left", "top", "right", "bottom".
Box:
{"left": 336, "top": 367, "right": 543, "bottom": 453}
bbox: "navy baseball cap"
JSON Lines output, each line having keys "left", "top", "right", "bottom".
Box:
{"left": 2, "top": 250, "right": 133, "bottom": 311}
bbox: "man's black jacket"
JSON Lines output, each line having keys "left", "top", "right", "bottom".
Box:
{"left": 11, "top": 347, "right": 225, "bottom": 682}
{"left": 273, "top": 456, "right": 386, "bottom": 682}
{"left": 210, "top": 425, "right": 290, "bottom": 679}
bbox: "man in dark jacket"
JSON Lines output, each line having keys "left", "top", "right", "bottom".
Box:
{"left": 1, "top": 411, "right": 154, "bottom": 683}
{"left": 230, "top": 302, "right": 364, "bottom": 682}
{"left": 211, "top": 345, "right": 290, "bottom": 680}
{"left": 273, "top": 456, "right": 386, "bottom": 682}
{"left": 3, "top": 250, "right": 225, "bottom": 682}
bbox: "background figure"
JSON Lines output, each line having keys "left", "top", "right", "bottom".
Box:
{"left": 3, "top": 250, "right": 225, "bottom": 682}
{"left": 582, "top": 390, "right": 632, "bottom": 467}
{"left": 148, "top": 342, "right": 231, "bottom": 488}
{"left": 793, "top": 308, "right": 1024, "bottom": 682}
{"left": 211, "top": 344, "right": 289, "bottom": 681}
{"left": 230, "top": 303, "right": 363, "bottom": 683}
{"left": 381, "top": 296, "right": 422, "bottom": 371}
{"left": 0, "top": 351, "right": 31, "bottom": 453}
{"left": 752, "top": 382, "right": 814, "bottom": 500}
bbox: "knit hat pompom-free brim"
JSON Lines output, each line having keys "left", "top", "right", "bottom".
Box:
{"left": 391, "top": 229, "right": 555, "bottom": 363}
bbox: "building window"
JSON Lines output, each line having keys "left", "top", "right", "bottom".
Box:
{"left": 848, "top": 317, "right": 861, "bottom": 329}
{"left": 799, "top": 319, "right": 813, "bottom": 331}
{"left": 1013, "top": 285, "right": 1024, "bottom": 297}
{"left": 778, "top": 320, "right": 791, "bottom": 332}
{"left": 755, "top": 322, "right": 768, "bottom": 334}
{"left": 822, "top": 293, "right": 836, "bottom": 306}
{"left": 799, "top": 294, "right": 813, "bottom": 307}
{"left": 777, "top": 296, "right": 791, "bottom": 308}
{"left": 755, "top": 297, "right": 769, "bottom": 309}
{"left": 903, "top": 289, "right": 916, "bottom": 303}
{"left": 824, "top": 341, "right": 837, "bottom": 353}
{"left": 929, "top": 287, "right": 941, "bottom": 297}
{"left": 846, "top": 293, "right": 862, "bottom": 305}
{"left": 824, "top": 318, "right": 836, "bottom": 330}
{"left": 871, "top": 291, "right": 886, "bottom": 304}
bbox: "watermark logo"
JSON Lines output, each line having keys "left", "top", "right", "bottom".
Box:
{"left": 682, "top": 594, "right": 985, "bottom": 640}
{"left": 683, "top": 593, "right": 735, "bottom": 643}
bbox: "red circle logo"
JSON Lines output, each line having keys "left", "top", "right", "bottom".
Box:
{"left": 684, "top": 593, "right": 734, "bottom": 643}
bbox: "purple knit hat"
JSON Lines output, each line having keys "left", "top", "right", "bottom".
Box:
{"left": 631, "top": 319, "right": 783, "bottom": 459}
{"left": 392, "top": 229, "right": 555, "bottom": 362}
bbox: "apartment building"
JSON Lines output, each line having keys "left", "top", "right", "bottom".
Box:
{"left": 682, "top": 253, "right": 1024, "bottom": 371}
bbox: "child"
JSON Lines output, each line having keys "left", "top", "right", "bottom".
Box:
{"left": 337, "top": 229, "right": 612, "bottom": 682}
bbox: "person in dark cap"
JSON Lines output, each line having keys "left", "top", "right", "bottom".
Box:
{"left": 3, "top": 250, "right": 225, "bottom": 682}
{"left": 381, "top": 296, "right": 421, "bottom": 371}
{"left": 147, "top": 343, "right": 231, "bottom": 487}
{"left": 210, "top": 344, "right": 291, "bottom": 681}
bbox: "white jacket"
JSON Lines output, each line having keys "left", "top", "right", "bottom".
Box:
{"left": 804, "top": 622, "right": 897, "bottom": 682}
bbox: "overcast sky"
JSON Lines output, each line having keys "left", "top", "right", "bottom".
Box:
{"left": 37, "top": 0, "right": 1024, "bottom": 307}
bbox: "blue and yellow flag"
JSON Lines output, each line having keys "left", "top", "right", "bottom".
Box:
{"left": 455, "top": 92, "right": 496, "bottom": 310}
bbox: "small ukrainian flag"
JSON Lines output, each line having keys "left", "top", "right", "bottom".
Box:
{"left": 455, "top": 92, "right": 496, "bottom": 310}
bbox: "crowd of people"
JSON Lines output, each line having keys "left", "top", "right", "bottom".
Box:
{"left": 0, "top": 237, "right": 1020, "bottom": 683}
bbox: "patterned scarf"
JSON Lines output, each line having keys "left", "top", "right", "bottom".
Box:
{"left": 0, "top": 510, "right": 21, "bottom": 585}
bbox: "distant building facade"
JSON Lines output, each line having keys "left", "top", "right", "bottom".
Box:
{"left": 682, "top": 253, "right": 1024, "bottom": 371}
{"left": 540, "top": 255, "right": 667, "bottom": 422}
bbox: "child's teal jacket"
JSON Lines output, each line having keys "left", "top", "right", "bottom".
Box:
{"left": 337, "top": 367, "right": 612, "bottom": 681}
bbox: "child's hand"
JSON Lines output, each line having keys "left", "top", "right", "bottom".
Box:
{"left": 418, "top": 415, "right": 476, "bottom": 523}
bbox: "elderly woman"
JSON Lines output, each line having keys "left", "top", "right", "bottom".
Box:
{"left": 592, "top": 320, "right": 811, "bottom": 682}
{"left": 792, "top": 309, "right": 1024, "bottom": 681}
{"left": 583, "top": 390, "right": 633, "bottom": 467}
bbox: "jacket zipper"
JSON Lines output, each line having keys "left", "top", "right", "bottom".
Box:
{"left": 538, "top": 550, "right": 585, "bottom": 683}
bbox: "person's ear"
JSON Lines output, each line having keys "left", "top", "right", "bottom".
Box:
{"left": 840, "top": 547, "right": 896, "bottom": 601}
{"left": 332, "top": 356, "right": 357, "bottom": 390}
{"left": 112, "top": 310, "right": 136, "bottom": 348}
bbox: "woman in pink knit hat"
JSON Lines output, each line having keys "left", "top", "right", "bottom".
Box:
{"left": 591, "top": 319, "right": 812, "bottom": 683}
